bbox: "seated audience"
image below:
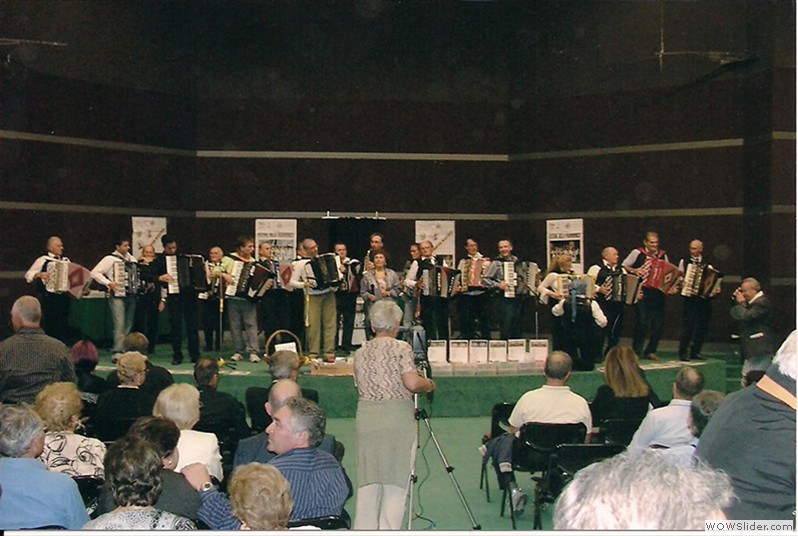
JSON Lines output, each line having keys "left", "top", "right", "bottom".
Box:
{"left": 553, "top": 450, "right": 733, "bottom": 530}
{"left": 97, "top": 416, "right": 200, "bottom": 520}
{"left": 235, "top": 379, "right": 339, "bottom": 468}
{"left": 228, "top": 463, "right": 293, "bottom": 530}
{"left": 194, "top": 358, "right": 249, "bottom": 440}
{"left": 481, "top": 351, "right": 591, "bottom": 516}
{"left": 34, "top": 382, "right": 105, "bottom": 478}
{"left": 106, "top": 332, "right": 174, "bottom": 397}
{"left": 590, "top": 346, "right": 651, "bottom": 424}
{"left": 0, "top": 295, "right": 76, "bottom": 404}
{"left": 0, "top": 403, "right": 89, "bottom": 530}
{"left": 153, "top": 383, "right": 223, "bottom": 482}
{"left": 93, "top": 351, "right": 157, "bottom": 440}
{"left": 663, "top": 390, "right": 725, "bottom": 467}
{"left": 628, "top": 366, "right": 705, "bottom": 450}
{"left": 697, "top": 330, "right": 796, "bottom": 520}
{"left": 70, "top": 340, "right": 110, "bottom": 408}
{"left": 83, "top": 436, "right": 195, "bottom": 530}
{"left": 183, "top": 397, "right": 348, "bottom": 528}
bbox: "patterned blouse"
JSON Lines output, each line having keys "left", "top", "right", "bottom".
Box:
{"left": 39, "top": 431, "right": 106, "bottom": 479}
{"left": 83, "top": 508, "right": 195, "bottom": 530}
{"left": 354, "top": 337, "right": 416, "bottom": 402}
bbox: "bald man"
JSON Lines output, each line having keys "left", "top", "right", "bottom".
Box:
{"left": 0, "top": 296, "right": 76, "bottom": 404}
{"left": 587, "top": 246, "right": 625, "bottom": 356}
{"left": 24, "top": 236, "right": 72, "bottom": 343}
{"left": 676, "top": 240, "right": 719, "bottom": 361}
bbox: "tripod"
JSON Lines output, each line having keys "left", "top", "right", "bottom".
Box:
{"left": 405, "top": 368, "right": 481, "bottom": 530}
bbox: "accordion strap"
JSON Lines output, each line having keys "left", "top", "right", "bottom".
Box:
{"left": 756, "top": 374, "right": 797, "bottom": 411}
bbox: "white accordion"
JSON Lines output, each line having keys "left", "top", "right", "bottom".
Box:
{"left": 45, "top": 260, "right": 70, "bottom": 293}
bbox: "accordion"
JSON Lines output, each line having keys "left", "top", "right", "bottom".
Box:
{"left": 45, "top": 260, "right": 71, "bottom": 293}
{"left": 111, "top": 261, "right": 140, "bottom": 297}
{"left": 600, "top": 272, "right": 643, "bottom": 305}
{"left": 225, "top": 260, "right": 275, "bottom": 300}
{"left": 641, "top": 257, "right": 681, "bottom": 294}
{"left": 555, "top": 274, "right": 596, "bottom": 299}
{"left": 461, "top": 258, "right": 490, "bottom": 291}
{"left": 504, "top": 261, "right": 540, "bottom": 298}
{"left": 338, "top": 259, "right": 360, "bottom": 293}
{"left": 421, "top": 265, "right": 460, "bottom": 298}
{"left": 681, "top": 263, "right": 723, "bottom": 298}
{"left": 165, "top": 254, "right": 208, "bottom": 294}
{"left": 308, "top": 253, "right": 341, "bottom": 291}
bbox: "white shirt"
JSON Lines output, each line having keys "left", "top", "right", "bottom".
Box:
{"left": 174, "top": 429, "right": 223, "bottom": 482}
{"left": 508, "top": 385, "right": 592, "bottom": 434}
{"left": 91, "top": 251, "right": 137, "bottom": 288}
{"left": 628, "top": 398, "right": 693, "bottom": 450}
{"left": 288, "top": 257, "right": 332, "bottom": 295}
{"left": 25, "top": 253, "right": 69, "bottom": 283}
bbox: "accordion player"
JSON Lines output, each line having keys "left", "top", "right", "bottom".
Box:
{"left": 307, "top": 252, "right": 342, "bottom": 291}
{"left": 110, "top": 261, "right": 141, "bottom": 297}
{"left": 225, "top": 259, "right": 275, "bottom": 300}
{"left": 164, "top": 254, "right": 209, "bottom": 294}
{"left": 681, "top": 263, "right": 723, "bottom": 298}
{"left": 502, "top": 260, "right": 540, "bottom": 298}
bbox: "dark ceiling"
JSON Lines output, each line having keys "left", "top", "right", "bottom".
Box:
{"left": 0, "top": 1, "right": 794, "bottom": 102}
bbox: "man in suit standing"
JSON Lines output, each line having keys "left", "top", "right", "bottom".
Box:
{"left": 731, "top": 277, "right": 778, "bottom": 383}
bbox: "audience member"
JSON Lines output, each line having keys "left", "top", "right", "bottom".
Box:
{"left": 628, "top": 366, "right": 704, "bottom": 450}
{"left": 70, "top": 340, "right": 110, "bottom": 408}
{"left": 153, "top": 383, "right": 223, "bottom": 482}
{"left": 106, "top": 332, "right": 174, "bottom": 396}
{"left": 228, "top": 463, "right": 293, "bottom": 530}
{"left": 83, "top": 436, "right": 195, "bottom": 530}
{"left": 481, "top": 351, "right": 591, "bottom": 516}
{"left": 553, "top": 450, "right": 733, "bottom": 530}
{"left": 590, "top": 346, "right": 651, "bottom": 424}
{"left": 93, "top": 351, "right": 157, "bottom": 440}
{"left": 96, "top": 416, "right": 200, "bottom": 520}
{"left": 0, "top": 296, "right": 76, "bottom": 404}
{"left": 0, "top": 403, "right": 89, "bottom": 530}
{"left": 184, "top": 397, "right": 348, "bottom": 528}
{"left": 697, "top": 331, "right": 796, "bottom": 520}
{"left": 663, "top": 390, "right": 725, "bottom": 467}
{"left": 194, "top": 358, "right": 249, "bottom": 440}
{"left": 34, "top": 382, "right": 105, "bottom": 478}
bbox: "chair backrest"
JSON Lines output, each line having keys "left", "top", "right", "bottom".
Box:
{"left": 513, "top": 422, "right": 587, "bottom": 473}
{"left": 287, "top": 515, "right": 350, "bottom": 530}
{"left": 600, "top": 418, "right": 644, "bottom": 446}
{"left": 72, "top": 476, "right": 104, "bottom": 518}
{"left": 552, "top": 443, "right": 626, "bottom": 478}
{"left": 490, "top": 402, "right": 516, "bottom": 439}
{"left": 88, "top": 417, "right": 139, "bottom": 442}
{"left": 194, "top": 420, "right": 240, "bottom": 483}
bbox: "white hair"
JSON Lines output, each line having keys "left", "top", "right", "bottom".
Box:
{"left": 773, "top": 330, "right": 797, "bottom": 380}
{"left": 368, "top": 300, "right": 402, "bottom": 333}
{"left": 0, "top": 404, "right": 45, "bottom": 458}
{"left": 554, "top": 450, "right": 734, "bottom": 530}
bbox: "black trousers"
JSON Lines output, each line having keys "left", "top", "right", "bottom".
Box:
{"left": 632, "top": 289, "right": 665, "bottom": 357}
{"left": 202, "top": 297, "right": 223, "bottom": 351}
{"left": 287, "top": 290, "right": 307, "bottom": 352}
{"left": 597, "top": 300, "right": 624, "bottom": 356}
{"left": 335, "top": 292, "right": 357, "bottom": 348}
{"left": 260, "top": 289, "right": 291, "bottom": 355}
{"left": 166, "top": 292, "right": 200, "bottom": 362}
{"left": 497, "top": 295, "right": 523, "bottom": 340}
{"left": 457, "top": 292, "right": 490, "bottom": 339}
{"left": 134, "top": 292, "right": 160, "bottom": 353}
{"left": 679, "top": 297, "right": 711, "bottom": 359}
{"left": 419, "top": 296, "right": 449, "bottom": 341}
{"left": 41, "top": 291, "right": 71, "bottom": 344}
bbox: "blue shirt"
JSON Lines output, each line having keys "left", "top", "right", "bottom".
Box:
{"left": 0, "top": 457, "right": 89, "bottom": 529}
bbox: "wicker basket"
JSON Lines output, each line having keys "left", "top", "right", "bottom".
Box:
{"left": 264, "top": 330, "right": 310, "bottom": 366}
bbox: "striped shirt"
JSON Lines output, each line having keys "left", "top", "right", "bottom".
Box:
{"left": 0, "top": 327, "right": 75, "bottom": 404}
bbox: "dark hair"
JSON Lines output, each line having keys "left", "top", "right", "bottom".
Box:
{"left": 70, "top": 340, "right": 99, "bottom": 373}
{"left": 127, "top": 416, "right": 180, "bottom": 459}
{"left": 689, "top": 391, "right": 725, "bottom": 438}
{"left": 161, "top": 234, "right": 176, "bottom": 247}
{"left": 114, "top": 236, "right": 129, "bottom": 247}
{"left": 105, "top": 436, "right": 163, "bottom": 507}
{"left": 122, "top": 332, "right": 149, "bottom": 355}
{"left": 236, "top": 235, "right": 254, "bottom": 249}
{"left": 194, "top": 358, "right": 219, "bottom": 388}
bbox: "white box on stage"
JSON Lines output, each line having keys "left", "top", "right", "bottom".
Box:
{"left": 427, "top": 340, "right": 448, "bottom": 364}
{"left": 430, "top": 362, "right": 453, "bottom": 376}
{"left": 489, "top": 340, "right": 507, "bottom": 362}
{"left": 449, "top": 340, "right": 469, "bottom": 364}
{"left": 475, "top": 362, "right": 498, "bottom": 375}
{"left": 497, "top": 362, "right": 519, "bottom": 375}
{"left": 469, "top": 340, "right": 489, "bottom": 364}
{"left": 453, "top": 362, "right": 477, "bottom": 375}
{"left": 275, "top": 342, "right": 298, "bottom": 354}
{"left": 527, "top": 339, "right": 549, "bottom": 366}
{"left": 507, "top": 339, "right": 526, "bottom": 362}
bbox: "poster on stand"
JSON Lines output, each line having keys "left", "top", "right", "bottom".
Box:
{"left": 255, "top": 219, "right": 297, "bottom": 263}
{"left": 415, "top": 220, "right": 455, "bottom": 267}
{"left": 132, "top": 217, "right": 167, "bottom": 257}
{"left": 546, "top": 218, "right": 584, "bottom": 274}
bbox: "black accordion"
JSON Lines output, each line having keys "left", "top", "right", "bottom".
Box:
{"left": 308, "top": 253, "right": 341, "bottom": 291}
{"left": 165, "top": 254, "right": 208, "bottom": 294}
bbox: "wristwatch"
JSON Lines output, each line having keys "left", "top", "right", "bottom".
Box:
{"left": 199, "top": 481, "right": 214, "bottom": 492}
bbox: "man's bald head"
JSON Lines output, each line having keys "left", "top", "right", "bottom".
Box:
{"left": 11, "top": 296, "right": 42, "bottom": 330}
{"left": 544, "top": 351, "right": 573, "bottom": 383}
{"left": 266, "top": 379, "right": 302, "bottom": 417}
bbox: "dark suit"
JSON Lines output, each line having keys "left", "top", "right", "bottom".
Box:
{"left": 197, "top": 386, "right": 250, "bottom": 441}
{"left": 731, "top": 293, "right": 778, "bottom": 360}
{"left": 106, "top": 361, "right": 174, "bottom": 397}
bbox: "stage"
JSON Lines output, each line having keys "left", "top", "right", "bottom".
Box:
{"left": 96, "top": 349, "right": 727, "bottom": 419}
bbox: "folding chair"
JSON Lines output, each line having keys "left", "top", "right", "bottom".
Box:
{"left": 479, "top": 402, "right": 515, "bottom": 502}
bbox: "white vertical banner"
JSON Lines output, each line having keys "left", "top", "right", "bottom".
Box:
{"left": 546, "top": 218, "right": 584, "bottom": 274}
{"left": 132, "top": 216, "right": 168, "bottom": 257}
{"left": 255, "top": 219, "right": 297, "bottom": 263}
{"left": 415, "top": 220, "right": 456, "bottom": 267}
